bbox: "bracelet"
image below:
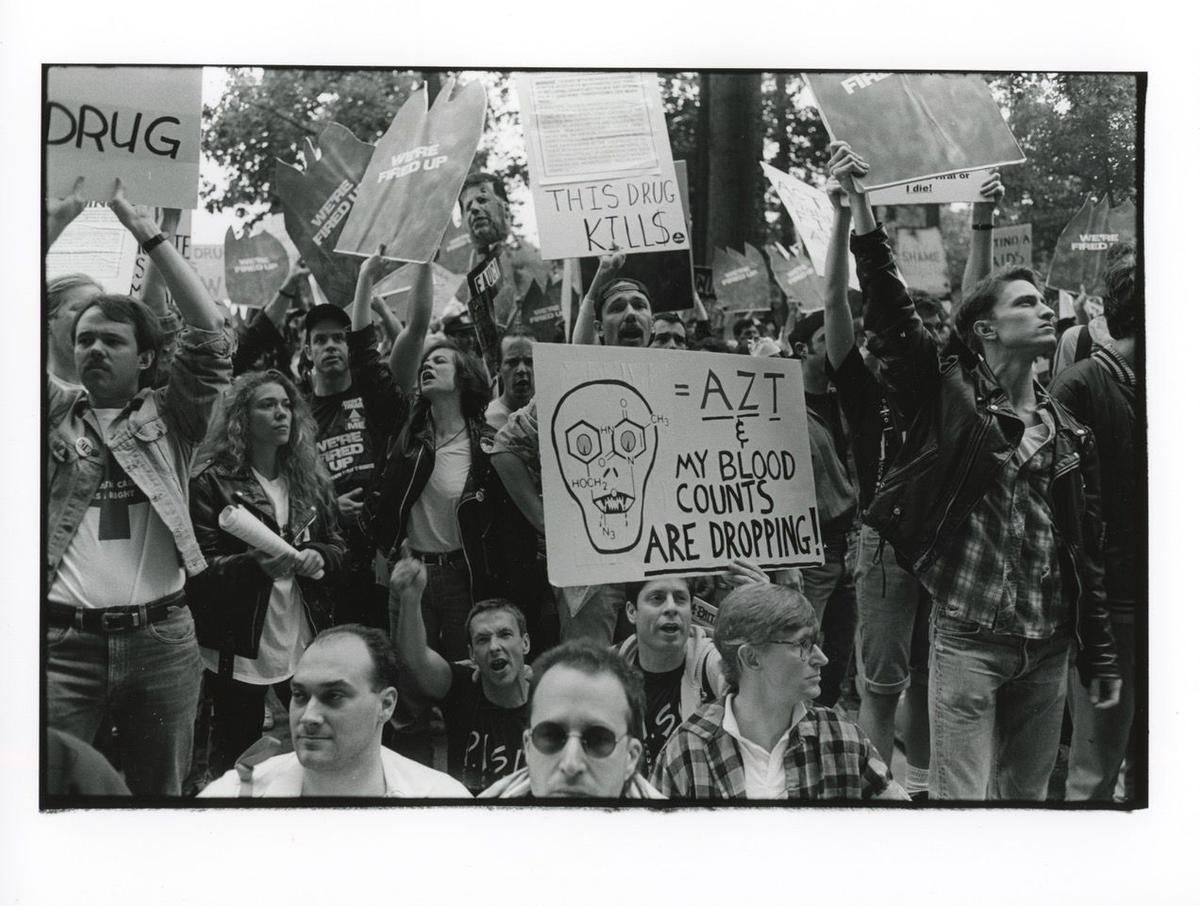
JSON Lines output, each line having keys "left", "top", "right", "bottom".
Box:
{"left": 141, "top": 232, "right": 169, "bottom": 254}
{"left": 971, "top": 223, "right": 994, "bottom": 232}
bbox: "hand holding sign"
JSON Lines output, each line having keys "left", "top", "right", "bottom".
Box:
{"left": 337, "top": 78, "right": 487, "bottom": 264}
{"left": 46, "top": 176, "right": 89, "bottom": 247}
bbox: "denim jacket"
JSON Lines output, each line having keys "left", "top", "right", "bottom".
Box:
{"left": 46, "top": 324, "right": 234, "bottom": 588}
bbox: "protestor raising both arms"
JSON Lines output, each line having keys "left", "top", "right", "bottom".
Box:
{"left": 653, "top": 584, "right": 905, "bottom": 800}
{"left": 187, "top": 369, "right": 346, "bottom": 779}
{"left": 46, "top": 179, "right": 232, "bottom": 796}
{"left": 388, "top": 548, "right": 530, "bottom": 794}
{"left": 199, "top": 625, "right": 470, "bottom": 798}
{"left": 835, "top": 141, "right": 1120, "bottom": 801}
{"left": 479, "top": 641, "right": 664, "bottom": 799}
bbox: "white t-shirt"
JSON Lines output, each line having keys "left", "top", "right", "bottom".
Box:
{"left": 406, "top": 433, "right": 470, "bottom": 553}
{"left": 49, "top": 408, "right": 184, "bottom": 609}
{"left": 200, "top": 469, "right": 312, "bottom": 684}
{"left": 722, "top": 696, "right": 808, "bottom": 799}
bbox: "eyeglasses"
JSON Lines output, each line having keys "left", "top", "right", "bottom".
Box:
{"left": 529, "top": 721, "right": 627, "bottom": 759}
{"left": 763, "top": 633, "right": 824, "bottom": 660}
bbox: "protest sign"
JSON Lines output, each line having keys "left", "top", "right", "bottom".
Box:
{"left": 45, "top": 204, "right": 142, "bottom": 292}
{"left": 766, "top": 243, "right": 824, "bottom": 311}
{"left": 372, "top": 260, "right": 464, "bottom": 324}
{"left": 760, "top": 163, "right": 859, "bottom": 291}
{"left": 536, "top": 343, "right": 823, "bottom": 586}
{"left": 694, "top": 266, "right": 716, "bottom": 306}
{"left": 46, "top": 66, "right": 203, "bottom": 208}
{"left": 437, "top": 213, "right": 475, "bottom": 275}
{"left": 1047, "top": 195, "right": 1137, "bottom": 295}
{"left": 516, "top": 72, "right": 690, "bottom": 259}
{"left": 189, "top": 243, "right": 227, "bottom": 301}
{"left": 992, "top": 223, "right": 1034, "bottom": 271}
{"left": 805, "top": 73, "right": 1025, "bottom": 190}
{"left": 276, "top": 123, "right": 376, "bottom": 306}
{"left": 519, "top": 277, "right": 566, "bottom": 341}
{"left": 841, "top": 168, "right": 993, "bottom": 206}
{"left": 337, "top": 78, "right": 486, "bottom": 264}
{"left": 713, "top": 245, "right": 771, "bottom": 311}
{"left": 223, "top": 227, "right": 291, "bottom": 308}
{"left": 893, "top": 227, "right": 950, "bottom": 295}
{"left": 465, "top": 255, "right": 505, "bottom": 374}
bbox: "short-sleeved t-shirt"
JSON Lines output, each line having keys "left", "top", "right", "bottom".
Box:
{"left": 443, "top": 663, "right": 529, "bottom": 794}
{"left": 640, "top": 661, "right": 686, "bottom": 773}
{"left": 310, "top": 388, "right": 376, "bottom": 498}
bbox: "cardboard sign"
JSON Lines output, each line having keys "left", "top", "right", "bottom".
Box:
{"left": 437, "top": 212, "right": 475, "bottom": 275}
{"left": 465, "top": 255, "right": 505, "bottom": 374}
{"left": 536, "top": 343, "right": 823, "bottom": 586}
{"left": 694, "top": 266, "right": 716, "bottom": 305}
{"left": 713, "top": 245, "right": 771, "bottom": 312}
{"left": 842, "top": 168, "right": 993, "bottom": 206}
{"left": 46, "top": 66, "right": 203, "bottom": 208}
{"left": 893, "top": 227, "right": 950, "bottom": 295}
{"left": 1047, "top": 195, "right": 1137, "bottom": 295}
{"left": 276, "top": 123, "right": 377, "bottom": 306}
{"left": 805, "top": 73, "right": 1025, "bottom": 190}
{"left": 992, "top": 223, "right": 1034, "bottom": 271}
{"left": 516, "top": 72, "right": 690, "bottom": 259}
{"left": 223, "top": 227, "right": 291, "bottom": 308}
{"left": 520, "top": 278, "right": 566, "bottom": 342}
{"left": 189, "top": 243, "right": 227, "bottom": 302}
{"left": 337, "top": 79, "right": 487, "bottom": 264}
{"left": 760, "top": 163, "right": 859, "bottom": 291}
{"left": 766, "top": 244, "right": 824, "bottom": 311}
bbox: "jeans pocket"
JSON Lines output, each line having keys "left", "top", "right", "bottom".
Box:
{"left": 935, "top": 615, "right": 984, "bottom": 639}
{"left": 45, "top": 623, "right": 72, "bottom": 646}
{"left": 148, "top": 609, "right": 197, "bottom": 645}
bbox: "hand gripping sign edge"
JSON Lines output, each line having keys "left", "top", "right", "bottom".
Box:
{"left": 550, "top": 379, "right": 659, "bottom": 556}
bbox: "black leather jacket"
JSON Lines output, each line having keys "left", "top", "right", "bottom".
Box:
{"left": 186, "top": 461, "right": 346, "bottom": 675}
{"left": 853, "top": 226, "right": 1118, "bottom": 685}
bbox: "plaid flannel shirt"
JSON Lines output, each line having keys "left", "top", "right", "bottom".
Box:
{"left": 919, "top": 397, "right": 1070, "bottom": 639}
{"left": 652, "top": 698, "right": 893, "bottom": 800}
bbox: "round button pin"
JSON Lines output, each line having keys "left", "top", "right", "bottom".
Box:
{"left": 75, "top": 436, "right": 96, "bottom": 457}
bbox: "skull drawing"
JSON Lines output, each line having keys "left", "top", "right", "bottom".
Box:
{"left": 551, "top": 379, "right": 658, "bottom": 554}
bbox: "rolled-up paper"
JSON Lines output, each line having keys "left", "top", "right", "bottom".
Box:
{"left": 218, "top": 505, "right": 324, "bottom": 579}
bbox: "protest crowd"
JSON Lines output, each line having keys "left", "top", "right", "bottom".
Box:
{"left": 42, "top": 69, "right": 1142, "bottom": 804}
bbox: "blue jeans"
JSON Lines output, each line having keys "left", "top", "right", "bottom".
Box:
{"left": 1067, "top": 619, "right": 1136, "bottom": 801}
{"left": 929, "top": 614, "right": 1069, "bottom": 801}
{"left": 46, "top": 605, "right": 202, "bottom": 797}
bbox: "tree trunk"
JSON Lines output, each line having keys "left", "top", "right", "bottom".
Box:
{"left": 772, "top": 73, "right": 795, "bottom": 248}
{"left": 704, "top": 73, "right": 761, "bottom": 263}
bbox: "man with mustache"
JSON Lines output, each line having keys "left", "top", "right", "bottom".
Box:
{"left": 388, "top": 550, "right": 531, "bottom": 794}
{"left": 46, "top": 181, "right": 232, "bottom": 796}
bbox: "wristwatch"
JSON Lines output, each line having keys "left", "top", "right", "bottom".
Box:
{"left": 141, "top": 232, "right": 169, "bottom": 254}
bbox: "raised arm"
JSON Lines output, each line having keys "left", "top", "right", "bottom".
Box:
{"left": 962, "top": 171, "right": 1005, "bottom": 295}
{"left": 372, "top": 295, "right": 402, "bottom": 346}
{"left": 45, "top": 177, "right": 88, "bottom": 248}
{"left": 572, "top": 250, "right": 625, "bottom": 345}
{"left": 822, "top": 171, "right": 856, "bottom": 370}
{"left": 387, "top": 551, "right": 453, "bottom": 701}
{"left": 262, "top": 264, "right": 311, "bottom": 332}
{"left": 136, "top": 208, "right": 181, "bottom": 319}
{"left": 388, "top": 261, "right": 433, "bottom": 390}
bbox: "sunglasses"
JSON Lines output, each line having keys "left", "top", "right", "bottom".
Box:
{"left": 529, "top": 721, "right": 627, "bottom": 759}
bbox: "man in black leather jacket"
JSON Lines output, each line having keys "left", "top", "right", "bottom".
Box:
{"left": 831, "top": 141, "right": 1120, "bottom": 801}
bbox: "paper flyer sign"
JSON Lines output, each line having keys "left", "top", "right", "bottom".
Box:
{"left": 536, "top": 343, "right": 824, "bottom": 586}
{"left": 189, "top": 243, "right": 227, "bottom": 301}
{"left": 713, "top": 245, "right": 771, "bottom": 312}
{"left": 337, "top": 79, "right": 487, "bottom": 264}
{"left": 45, "top": 204, "right": 143, "bottom": 292}
{"left": 761, "top": 163, "right": 860, "bottom": 291}
{"left": 516, "top": 72, "right": 690, "bottom": 260}
{"left": 893, "top": 227, "right": 950, "bottom": 295}
{"left": 766, "top": 244, "right": 824, "bottom": 311}
{"left": 466, "top": 255, "right": 505, "bottom": 374}
{"left": 1047, "top": 195, "right": 1137, "bottom": 295}
{"left": 841, "top": 168, "right": 993, "bottom": 206}
{"left": 991, "top": 223, "right": 1034, "bottom": 271}
{"left": 46, "top": 66, "right": 203, "bottom": 209}
{"left": 276, "top": 123, "right": 377, "bottom": 306}
{"left": 805, "top": 73, "right": 1025, "bottom": 190}
{"left": 223, "top": 226, "right": 291, "bottom": 308}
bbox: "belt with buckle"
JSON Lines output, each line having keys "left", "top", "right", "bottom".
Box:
{"left": 409, "top": 548, "right": 467, "bottom": 568}
{"left": 47, "top": 590, "right": 186, "bottom": 634}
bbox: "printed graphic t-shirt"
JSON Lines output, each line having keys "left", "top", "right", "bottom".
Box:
{"left": 640, "top": 660, "right": 686, "bottom": 773}
{"left": 443, "top": 663, "right": 528, "bottom": 794}
{"left": 310, "top": 387, "right": 376, "bottom": 498}
{"left": 49, "top": 408, "right": 183, "bottom": 608}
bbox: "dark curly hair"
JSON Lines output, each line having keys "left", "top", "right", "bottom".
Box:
{"left": 397, "top": 341, "right": 491, "bottom": 451}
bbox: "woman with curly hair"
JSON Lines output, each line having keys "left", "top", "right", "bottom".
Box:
{"left": 188, "top": 369, "right": 346, "bottom": 775}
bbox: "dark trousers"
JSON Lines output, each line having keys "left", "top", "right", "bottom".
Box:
{"left": 801, "top": 531, "right": 858, "bottom": 708}
{"left": 204, "top": 670, "right": 292, "bottom": 778}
